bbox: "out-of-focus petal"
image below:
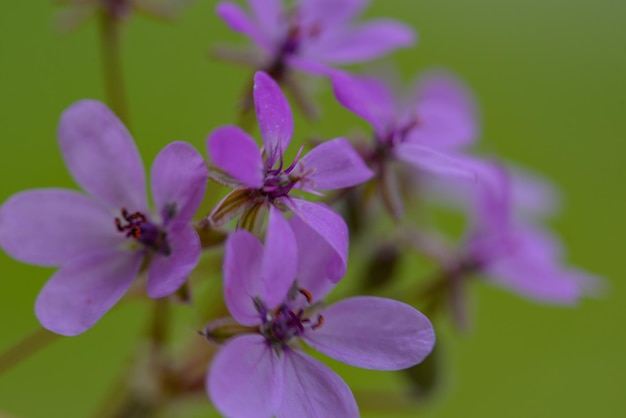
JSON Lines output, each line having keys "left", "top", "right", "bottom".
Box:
{"left": 223, "top": 230, "right": 264, "bottom": 325}
{"left": 216, "top": 2, "right": 271, "bottom": 53}
{"left": 284, "top": 199, "right": 348, "bottom": 283}
{"left": 35, "top": 249, "right": 143, "bottom": 336}
{"left": 510, "top": 166, "right": 561, "bottom": 219}
{"left": 311, "top": 20, "right": 415, "bottom": 64}
{"left": 0, "top": 189, "right": 122, "bottom": 266}
{"left": 146, "top": 223, "right": 200, "bottom": 298}
{"left": 299, "top": 0, "right": 369, "bottom": 27}
{"left": 408, "top": 71, "right": 479, "bottom": 150}
{"left": 276, "top": 349, "right": 359, "bottom": 418}
{"left": 297, "top": 137, "right": 373, "bottom": 191}
{"left": 253, "top": 72, "right": 293, "bottom": 164}
{"left": 332, "top": 72, "right": 396, "bottom": 134}
{"left": 151, "top": 141, "right": 209, "bottom": 225}
{"left": 207, "top": 126, "right": 264, "bottom": 189}
{"left": 394, "top": 143, "right": 476, "bottom": 181}
{"left": 305, "top": 296, "right": 435, "bottom": 370}
{"left": 246, "top": 0, "right": 282, "bottom": 43}
{"left": 208, "top": 334, "right": 283, "bottom": 418}
{"left": 58, "top": 100, "right": 147, "bottom": 211}
{"left": 261, "top": 207, "right": 297, "bottom": 307}
{"left": 289, "top": 215, "right": 337, "bottom": 301}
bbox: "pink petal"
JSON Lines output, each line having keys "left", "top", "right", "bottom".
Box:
{"left": 0, "top": 189, "right": 123, "bottom": 266}
{"left": 311, "top": 20, "right": 415, "bottom": 64}
{"left": 246, "top": 0, "right": 282, "bottom": 42}
{"left": 289, "top": 215, "right": 337, "bottom": 301}
{"left": 207, "top": 126, "right": 264, "bottom": 189}
{"left": 277, "top": 349, "right": 359, "bottom": 418}
{"left": 208, "top": 334, "right": 283, "bottom": 418}
{"left": 261, "top": 207, "right": 297, "bottom": 307}
{"left": 298, "top": 137, "right": 373, "bottom": 191}
{"left": 58, "top": 100, "right": 147, "bottom": 211}
{"left": 284, "top": 199, "right": 348, "bottom": 283}
{"left": 223, "top": 230, "right": 264, "bottom": 325}
{"left": 253, "top": 72, "right": 293, "bottom": 164}
{"left": 408, "top": 71, "right": 479, "bottom": 150}
{"left": 35, "top": 250, "right": 143, "bottom": 336}
{"left": 305, "top": 296, "right": 436, "bottom": 370}
{"left": 299, "top": 0, "right": 369, "bottom": 26}
{"left": 146, "top": 223, "right": 201, "bottom": 298}
{"left": 216, "top": 2, "right": 271, "bottom": 53}
{"left": 150, "top": 141, "right": 209, "bottom": 224}
{"left": 332, "top": 72, "right": 396, "bottom": 134}
{"left": 394, "top": 143, "right": 477, "bottom": 180}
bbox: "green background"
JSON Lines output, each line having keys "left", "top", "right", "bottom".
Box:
{"left": 0, "top": 0, "right": 624, "bottom": 417}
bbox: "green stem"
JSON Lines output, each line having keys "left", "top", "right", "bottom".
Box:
{"left": 99, "top": 12, "right": 130, "bottom": 126}
{"left": 0, "top": 328, "right": 58, "bottom": 376}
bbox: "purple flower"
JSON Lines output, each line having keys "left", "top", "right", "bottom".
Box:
{"left": 462, "top": 160, "right": 600, "bottom": 304}
{"left": 206, "top": 220, "right": 435, "bottom": 418}
{"left": 332, "top": 70, "right": 478, "bottom": 217}
{"left": 0, "top": 100, "right": 208, "bottom": 335}
{"left": 207, "top": 71, "right": 373, "bottom": 283}
{"left": 216, "top": 0, "right": 416, "bottom": 77}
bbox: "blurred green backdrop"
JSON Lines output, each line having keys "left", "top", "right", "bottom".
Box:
{"left": 0, "top": 0, "right": 624, "bottom": 417}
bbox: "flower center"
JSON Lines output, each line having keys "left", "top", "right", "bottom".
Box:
{"left": 255, "top": 288, "right": 324, "bottom": 348}
{"left": 114, "top": 208, "right": 171, "bottom": 256}
{"left": 261, "top": 145, "right": 312, "bottom": 200}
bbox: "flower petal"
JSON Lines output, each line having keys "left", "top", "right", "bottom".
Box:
{"left": 151, "top": 141, "right": 209, "bottom": 224}
{"left": 208, "top": 334, "right": 283, "bottom": 418}
{"left": 332, "top": 72, "right": 396, "bottom": 134}
{"left": 261, "top": 207, "right": 297, "bottom": 307}
{"left": 408, "top": 71, "right": 479, "bottom": 150}
{"left": 223, "top": 230, "right": 264, "bottom": 325}
{"left": 298, "top": 137, "right": 373, "bottom": 191}
{"left": 216, "top": 2, "right": 271, "bottom": 53}
{"left": 304, "top": 296, "right": 436, "bottom": 370}
{"left": 311, "top": 20, "right": 415, "bottom": 64}
{"left": 277, "top": 349, "right": 359, "bottom": 418}
{"left": 58, "top": 100, "right": 147, "bottom": 211}
{"left": 146, "top": 223, "right": 201, "bottom": 298}
{"left": 394, "top": 143, "right": 477, "bottom": 180}
{"left": 35, "top": 250, "right": 143, "bottom": 336}
{"left": 207, "top": 126, "right": 264, "bottom": 189}
{"left": 299, "top": 0, "right": 369, "bottom": 26}
{"left": 253, "top": 72, "right": 293, "bottom": 164}
{"left": 0, "top": 189, "right": 122, "bottom": 266}
{"left": 283, "top": 199, "right": 348, "bottom": 283}
{"left": 246, "top": 0, "right": 282, "bottom": 42}
{"left": 289, "top": 215, "right": 337, "bottom": 301}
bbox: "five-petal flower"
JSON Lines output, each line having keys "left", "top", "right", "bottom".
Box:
{"left": 0, "top": 100, "right": 208, "bottom": 335}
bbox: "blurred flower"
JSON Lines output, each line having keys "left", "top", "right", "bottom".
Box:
{"left": 54, "top": 0, "right": 192, "bottom": 30}
{"left": 215, "top": 0, "right": 416, "bottom": 78}
{"left": 0, "top": 100, "right": 208, "bottom": 335}
{"left": 464, "top": 161, "right": 601, "bottom": 304}
{"left": 206, "top": 224, "right": 435, "bottom": 418}
{"left": 332, "top": 70, "right": 478, "bottom": 218}
{"left": 206, "top": 71, "right": 373, "bottom": 282}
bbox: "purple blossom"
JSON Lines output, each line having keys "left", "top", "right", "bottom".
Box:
{"left": 216, "top": 0, "right": 416, "bottom": 76}
{"left": 0, "top": 100, "right": 208, "bottom": 335}
{"left": 207, "top": 71, "right": 373, "bottom": 283}
{"left": 332, "top": 70, "right": 478, "bottom": 218}
{"left": 206, "top": 221, "right": 435, "bottom": 418}
{"left": 461, "top": 160, "right": 600, "bottom": 304}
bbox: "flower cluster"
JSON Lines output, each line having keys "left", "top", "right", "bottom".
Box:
{"left": 0, "top": 1, "right": 602, "bottom": 417}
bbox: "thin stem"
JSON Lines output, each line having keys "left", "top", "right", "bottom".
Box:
{"left": 99, "top": 11, "right": 130, "bottom": 126}
{"left": 0, "top": 328, "right": 59, "bottom": 376}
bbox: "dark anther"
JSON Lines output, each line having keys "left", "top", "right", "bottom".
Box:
{"left": 312, "top": 315, "right": 324, "bottom": 330}
{"left": 299, "top": 288, "right": 313, "bottom": 304}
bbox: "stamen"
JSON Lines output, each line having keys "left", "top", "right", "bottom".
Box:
{"left": 298, "top": 288, "right": 313, "bottom": 304}
{"left": 312, "top": 315, "right": 325, "bottom": 330}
